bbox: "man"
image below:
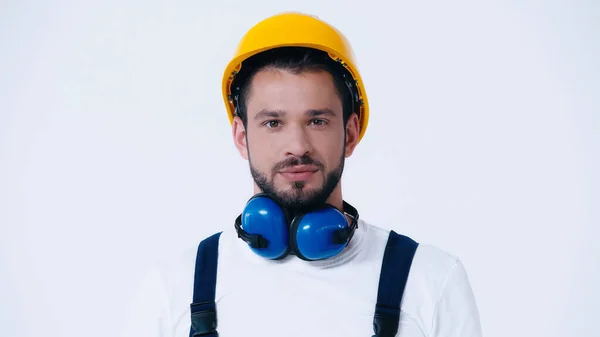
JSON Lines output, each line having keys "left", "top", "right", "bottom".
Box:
{"left": 122, "top": 12, "right": 482, "bottom": 337}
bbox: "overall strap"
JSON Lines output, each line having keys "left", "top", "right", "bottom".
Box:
{"left": 372, "top": 230, "right": 419, "bottom": 337}
{"left": 189, "top": 231, "right": 222, "bottom": 337}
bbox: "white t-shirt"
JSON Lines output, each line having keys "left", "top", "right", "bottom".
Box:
{"left": 121, "top": 219, "right": 482, "bottom": 337}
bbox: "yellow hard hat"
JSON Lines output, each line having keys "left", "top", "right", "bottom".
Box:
{"left": 221, "top": 12, "right": 370, "bottom": 143}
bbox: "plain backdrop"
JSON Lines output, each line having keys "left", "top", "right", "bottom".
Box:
{"left": 1, "top": 0, "right": 598, "bottom": 336}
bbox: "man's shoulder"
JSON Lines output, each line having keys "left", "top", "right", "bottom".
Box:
{"left": 409, "top": 242, "right": 463, "bottom": 299}
{"left": 156, "top": 229, "right": 231, "bottom": 284}
{"left": 361, "top": 221, "right": 463, "bottom": 294}
{"left": 413, "top": 242, "right": 461, "bottom": 276}
{"left": 362, "top": 221, "right": 478, "bottom": 330}
{"left": 361, "top": 220, "right": 460, "bottom": 270}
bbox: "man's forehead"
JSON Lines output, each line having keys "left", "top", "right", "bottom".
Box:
{"left": 244, "top": 69, "right": 343, "bottom": 118}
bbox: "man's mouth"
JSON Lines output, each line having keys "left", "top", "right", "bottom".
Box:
{"left": 278, "top": 165, "right": 319, "bottom": 180}
{"left": 279, "top": 165, "right": 319, "bottom": 173}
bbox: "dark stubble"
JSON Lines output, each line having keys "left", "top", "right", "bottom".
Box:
{"left": 249, "top": 150, "right": 345, "bottom": 215}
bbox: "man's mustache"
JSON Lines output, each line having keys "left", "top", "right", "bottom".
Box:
{"left": 272, "top": 154, "right": 325, "bottom": 172}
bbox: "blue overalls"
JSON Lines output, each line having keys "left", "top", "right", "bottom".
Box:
{"left": 188, "top": 230, "right": 418, "bottom": 337}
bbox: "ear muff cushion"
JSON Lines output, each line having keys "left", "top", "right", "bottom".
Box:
{"left": 242, "top": 196, "right": 289, "bottom": 259}
{"left": 292, "top": 206, "right": 348, "bottom": 260}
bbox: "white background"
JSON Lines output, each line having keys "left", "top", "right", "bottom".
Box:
{"left": 1, "top": 0, "right": 598, "bottom": 336}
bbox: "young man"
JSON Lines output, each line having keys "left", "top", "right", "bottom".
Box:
{"left": 122, "top": 12, "right": 482, "bottom": 337}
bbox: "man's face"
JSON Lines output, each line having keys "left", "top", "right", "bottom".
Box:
{"left": 233, "top": 68, "right": 356, "bottom": 212}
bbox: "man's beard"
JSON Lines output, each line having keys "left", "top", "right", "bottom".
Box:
{"left": 249, "top": 151, "right": 345, "bottom": 215}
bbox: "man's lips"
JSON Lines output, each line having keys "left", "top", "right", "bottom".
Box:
{"left": 278, "top": 165, "right": 319, "bottom": 180}
{"left": 279, "top": 165, "right": 319, "bottom": 173}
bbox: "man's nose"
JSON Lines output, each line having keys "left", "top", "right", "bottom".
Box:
{"left": 284, "top": 125, "right": 313, "bottom": 157}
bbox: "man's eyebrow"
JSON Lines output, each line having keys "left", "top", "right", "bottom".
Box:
{"left": 254, "top": 109, "right": 285, "bottom": 120}
{"left": 306, "top": 108, "right": 337, "bottom": 117}
{"left": 253, "top": 108, "right": 337, "bottom": 120}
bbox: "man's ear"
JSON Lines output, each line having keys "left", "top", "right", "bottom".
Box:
{"left": 344, "top": 113, "right": 360, "bottom": 157}
{"left": 232, "top": 116, "right": 249, "bottom": 160}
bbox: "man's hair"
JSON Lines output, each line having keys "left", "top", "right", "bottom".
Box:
{"left": 230, "top": 47, "right": 358, "bottom": 127}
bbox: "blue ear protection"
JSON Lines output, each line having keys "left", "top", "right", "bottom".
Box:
{"left": 234, "top": 193, "right": 360, "bottom": 261}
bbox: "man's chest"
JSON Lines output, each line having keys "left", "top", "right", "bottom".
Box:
{"left": 172, "top": 266, "right": 427, "bottom": 337}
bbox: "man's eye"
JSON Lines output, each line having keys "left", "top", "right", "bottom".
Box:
{"left": 311, "top": 119, "right": 327, "bottom": 126}
{"left": 264, "top": 120, "right": 281, "bottom": 128}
